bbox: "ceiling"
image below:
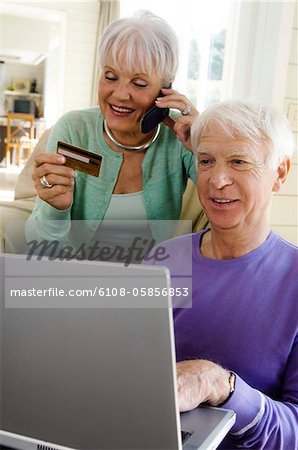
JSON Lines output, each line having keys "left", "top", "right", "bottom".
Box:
{"left": 1, "top": 47, "right": 47, "bottom": 66}
{"left": 1, "top": 4, "right": 61, "bottom": 65}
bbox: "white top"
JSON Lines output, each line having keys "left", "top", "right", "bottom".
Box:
{"left": 94, "top": 192, "right": 153, "bottom": 262}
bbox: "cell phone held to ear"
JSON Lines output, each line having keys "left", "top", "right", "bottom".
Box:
{"left": 140, "top": 87, "right": 171, "bottom": 134}
{"left": 140, "top": 104, "right": 169, "bottom": 134}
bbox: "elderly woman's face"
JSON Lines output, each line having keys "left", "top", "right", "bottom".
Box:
{"left": 196, "top": 124, "right": 280, "bottom": 233}
{"left": 98, "top": 58, "right": 163, "bottom": 136}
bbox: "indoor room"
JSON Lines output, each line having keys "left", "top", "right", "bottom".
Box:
{"left": 0, "top": 0, "right": 297, "bottom": 244}
{"left": 0, "top": 2, "right": 297, "bottom": 449}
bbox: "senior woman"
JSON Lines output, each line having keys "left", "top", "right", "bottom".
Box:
{"left": 146, "top": 101, "right": 298, "bottom": 448}
{"left": 25, "top": 10, "right": 206, "bottom": 261}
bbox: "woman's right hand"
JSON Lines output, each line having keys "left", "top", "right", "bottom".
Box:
{"left": 32, "top": 152, "right": 76, "bottom": 210}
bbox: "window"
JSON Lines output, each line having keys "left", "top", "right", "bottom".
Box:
{"left": 120, "top": 0, "right": 232, "bottom": 111}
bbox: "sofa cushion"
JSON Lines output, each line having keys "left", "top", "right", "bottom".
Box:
{"left": 14, "top": 128, "right": 51, "bottom": 200}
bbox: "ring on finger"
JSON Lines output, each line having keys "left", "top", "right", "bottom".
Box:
{"left": 181, "top": 104, "right": 191, "bottom": 116}
{"left": 40, "top": 175, "right": 53, "bottom": 188}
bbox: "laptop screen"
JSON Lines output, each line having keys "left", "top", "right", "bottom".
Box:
{"left": 0, "top": 254, "right": 181, "bottom": 450}
{"left": 0, "top": 254, "right": 235, "bottom": 450}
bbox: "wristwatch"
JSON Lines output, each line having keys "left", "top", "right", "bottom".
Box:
{"left": 220, "top": 371, "right": 236, "bottom": 406}
{"left": 228, "top": 371, "right": 236, "bottom": 395}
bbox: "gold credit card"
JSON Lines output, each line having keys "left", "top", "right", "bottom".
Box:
{"left": 57, "top": 141, "right": 102, "bottom": 177}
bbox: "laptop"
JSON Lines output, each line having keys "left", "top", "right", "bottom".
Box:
{"left": 0, "top": 254, "right": 235, "bottom": 450}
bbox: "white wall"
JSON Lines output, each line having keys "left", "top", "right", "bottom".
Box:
{"left": 25, "top": 1, "right": 100, "bottom": 116}
{"left": 2, "top": 14, "right": 52, "bottom": 57}
{"left": 1, "top": 13, "right": 51, "bottom": 113}
{"left": 1, "top": 7, "right": 62, "bottom": 123}
{"left": 222, "top": 1, "right": 297, "bottom": 245}
{"left": 271, "top": 4, "right": 298, "bottom": 244}
{"left": 2, "top": 1, "right": 100, "bottom": 123}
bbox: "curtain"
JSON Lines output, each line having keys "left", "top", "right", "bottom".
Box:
{"left": 91, "top": 0, "right": 120, "bottom": 106}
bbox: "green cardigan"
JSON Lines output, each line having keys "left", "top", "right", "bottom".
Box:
{"left": 26, "top": 107, "right": 200, "bottom": 246}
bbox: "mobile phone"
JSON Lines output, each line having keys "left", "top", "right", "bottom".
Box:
{"left": 140, "top": 86, "right": 171, "bottom": 134}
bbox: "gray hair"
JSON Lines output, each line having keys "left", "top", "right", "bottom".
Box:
{"left": 98, "top": 10, "right": 179, "bottom": 85}
{"left": 191, "top": 100, "right": 295, "bottom": 168}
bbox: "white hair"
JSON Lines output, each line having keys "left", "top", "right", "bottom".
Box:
{"left": 98, "top": 10, "right": 179, "bottom": 85}
{"left": 191, "top": 100, "right": 295, "bottom": 168}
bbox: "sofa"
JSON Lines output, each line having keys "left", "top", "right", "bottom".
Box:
{"left": 0, "top": 129, "right": 50, "bottom": 253}
{"left": 0, "top": 129, "right": 207, "bottom": 253}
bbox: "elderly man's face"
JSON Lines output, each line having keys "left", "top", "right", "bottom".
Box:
{"left": 196, "top": 124, "right": 281, "bottom": 233}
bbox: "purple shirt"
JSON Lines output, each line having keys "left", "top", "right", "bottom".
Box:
{"left": 149, "top": 230, "right": 298, "bottom": 449}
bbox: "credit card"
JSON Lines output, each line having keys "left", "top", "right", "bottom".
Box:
{"left": 57, "top": 141, "right": 102, "bottom": 177}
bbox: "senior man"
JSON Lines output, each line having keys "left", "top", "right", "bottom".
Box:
{"left": 147, "top": 100, "right": 297, "bottom": 449}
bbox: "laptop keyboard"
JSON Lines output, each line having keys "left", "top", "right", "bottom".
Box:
{"left": 181, "top": 430, "right": 193, "bottom": 444}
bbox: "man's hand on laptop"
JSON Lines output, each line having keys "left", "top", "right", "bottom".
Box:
{"left": 177, "top": 360, "right": 231, "bottom": 411}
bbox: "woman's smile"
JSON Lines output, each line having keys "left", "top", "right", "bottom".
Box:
{"left": 109, "top": 104, "right": 136, "bottom": 116}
